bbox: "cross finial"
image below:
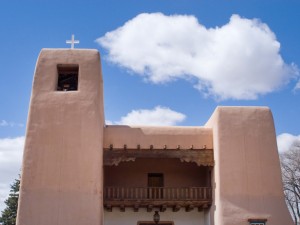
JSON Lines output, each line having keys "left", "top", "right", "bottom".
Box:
{"left": 66, "top": 34, "right": 79, "bottom": 49}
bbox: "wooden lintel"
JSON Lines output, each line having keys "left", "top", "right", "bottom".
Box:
{"left": 198, "top": 206, "right": 203, "bottom": 212}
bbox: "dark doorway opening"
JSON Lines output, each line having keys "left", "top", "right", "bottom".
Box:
{"left": 148, "top": 173, "right": 164, "bottom": 199}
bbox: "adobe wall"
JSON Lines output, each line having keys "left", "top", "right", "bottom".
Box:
{"left": 205, "top": 106, "right": 293, "bottom": 225}
{"left": 104, "top": 126, "right": 213, "bottom": 150}
{"left": 17, "top": 49, "right": 104, "bottom": 225}
{"left": 104, "top": 208, "right": 209, "bottom": 225}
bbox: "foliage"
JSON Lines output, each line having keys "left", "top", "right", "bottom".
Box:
{"left": 0, "top": 178, "right": 20, "bottom": 225}
{"left": 281, "top": 140, "right": 300, "bottom": 225}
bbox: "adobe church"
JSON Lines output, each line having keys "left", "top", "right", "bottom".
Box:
{"left": 16, "top": 48, "right": 293, "bottom": 225}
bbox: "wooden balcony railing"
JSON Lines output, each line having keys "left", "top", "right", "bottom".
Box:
{"left": 104, "top": 187, "right": 212, "bottom": 212}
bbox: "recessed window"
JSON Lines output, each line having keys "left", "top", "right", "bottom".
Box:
{"left": 248, "top": 219, "right": 267, "bottom": 225}
{"left": 57, "top": 64, "right": 79, "bottom": 91}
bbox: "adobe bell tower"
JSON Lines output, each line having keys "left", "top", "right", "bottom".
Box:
{"left": 17, "top": 49, "right": 105, "bottom": 225}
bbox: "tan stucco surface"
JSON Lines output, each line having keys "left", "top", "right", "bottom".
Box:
{"left": 104, "top": 208, "right": 210, "bottom": 225}
{"left": 206, "top": 106, "right": 293, "bottom": 225}
{"left": 104, "top": 126, "right": 213, "bottom": 149}
{"left": 17, "top": 49, "right": 104, "bottom": 225}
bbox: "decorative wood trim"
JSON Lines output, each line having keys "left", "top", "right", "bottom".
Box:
{"left": 104, "top": 148, "right": 214, "bottom": 166}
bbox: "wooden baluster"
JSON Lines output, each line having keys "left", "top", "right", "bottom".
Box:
{"left": 149, "top": 187, "right": 152, "bottom": 199}
{"left": 186, "top": 188, "right": 188, "bottom": 199}
{"left": 144, "top": 187, "right": 147, "bottom": 200}
{"left": 166, "top": 187, "right": 169, "bottom": 200}
{"left": 135, "top": 187, "right": 138, "bottom": 199}
{"left": 121, "top": 187, "right": 124, "bottom": 200}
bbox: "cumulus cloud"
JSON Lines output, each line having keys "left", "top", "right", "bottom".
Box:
{"left": 0, "top": 137, "right": 24, "bottom": 212}
{"left": 112, "top": 106, "right": 186, "bottom": 126}
{"left": 97, "top": 13, "right": 298, "bottom": 100}
{"left": 277, "top": 133, "right": 300, "bottom": 153}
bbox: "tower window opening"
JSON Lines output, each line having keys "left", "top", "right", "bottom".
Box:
{"left": 57, "top": 64, "right": 79, "bottom": 91}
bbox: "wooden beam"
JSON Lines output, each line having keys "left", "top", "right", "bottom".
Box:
{"left": 105, "top": 204, "right": 112, "bottom": 212}
{"left": 160, "top": 205, "right": 167, "bottom": 212}
{"left": 134, "top": 204, "right": 139, "bottom": 212}
{"left": 185, "top": 204, "right": 194, "bottom": 212}
{"left": 120, "top": 205, "right": 125, "bottom": 212}
{"left": 147, "top": 205, "right": 153, "bottom": 212}
{"left": 173, "top": 205, "right": 180, "bottom": 212}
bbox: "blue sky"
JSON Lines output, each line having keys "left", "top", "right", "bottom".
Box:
{"left": 0, "top": 0, "right": 300, "bottom": 211}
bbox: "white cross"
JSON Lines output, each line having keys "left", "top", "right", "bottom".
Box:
{"left": 66, "top": 34, "right": 79, "bottom": 49}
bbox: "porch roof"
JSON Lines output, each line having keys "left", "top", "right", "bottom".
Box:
{"left": 103, "top": 126, "right": 214, "bottom": 166}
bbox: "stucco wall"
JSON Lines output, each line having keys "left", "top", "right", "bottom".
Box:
{"left": 105, "top": 158, "right": 210, "bottom": 187}
{"left": 205, "top": 106, "right": 293, "bottom": 225}
{"left": 104, "top": 208, "right": 210, "bottom": 225}
{"left": 104, "top": 126, "right": 213, "bottom": 150}
{"left": 17, "top": 49, "right": 105, "bottom": 225}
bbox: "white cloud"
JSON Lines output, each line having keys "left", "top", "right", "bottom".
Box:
{"left": 105, "top": 120, "right": 113, "bottom": 125}
{"left": 295, "top": 80, "right": 300, "bottom": 90}
{"left": 0, "top": 120, "right": 9, "bottom": 126}
{"left": 114, "top": 106, "right": 186, "bottom": 126}
{"left": 0, "top": 119, "right": 24, "bottom": 127}
{"left": 0, "top": 136, "right": 24, "bottom": 212}
{"left": 277, "top": 133, "right": 300, "bottom": 153}
{"left": 97, "top": 13, "right": 298, "bottom": 100}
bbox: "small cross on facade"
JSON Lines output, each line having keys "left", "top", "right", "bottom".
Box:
{"left": 66, "top": 34, "right": 79, "bottom": 49}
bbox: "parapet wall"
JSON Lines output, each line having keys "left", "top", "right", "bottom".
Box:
{"left": 205, "top": 106, "right": 293, "bottom": 225}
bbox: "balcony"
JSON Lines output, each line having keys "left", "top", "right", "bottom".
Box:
{"left": 104, "top": 186, "right": 212, "bottom": 212}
